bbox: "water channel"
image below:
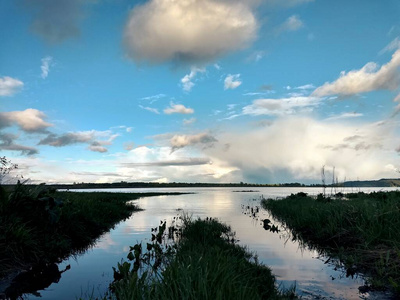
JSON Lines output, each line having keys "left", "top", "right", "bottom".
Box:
{"left": 21, "top": 187, "right": 398, "bottom": 299}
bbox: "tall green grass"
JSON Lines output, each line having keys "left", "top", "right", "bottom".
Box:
{"left": 261, "top": 191, "right": 400, "bottom": 292}
{"left": 108, "top": 216, "right": 295, "bottom": 300}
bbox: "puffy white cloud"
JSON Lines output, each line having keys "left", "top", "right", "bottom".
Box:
{"left": 41, "top": 56, "right": 53, "bottom": 79}
{"left": 312, "top": 49, "right": 400, "bottom": 97}
{"left": 0, "top": 109, "right": 52, "bottom": 132}
{"left": 0, "top": 76, "right": 24, "bottom": 96}
{"left": 123, "top": 0, "right": 257, "bottom": 64}
{"left": 204, "top": 117, "right": 400, "bottom": 182}
{"left": 181, "top": 67, "right": 205, "bottom": 92}
{"left": 164, "top": 102, "right": 194, "bottom": 114}
{"left": 170, "top": 132, "right": 217, "bottom": 151}
{"left": 224, "top": 74, "right": 242, "bottom": 90}
{"left": 242, "top": 96, "right": 321, "bottom": 116}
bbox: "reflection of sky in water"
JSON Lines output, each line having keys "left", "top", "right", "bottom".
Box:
{"left": 27, "top": 187, "right": 398, "bottom": 300}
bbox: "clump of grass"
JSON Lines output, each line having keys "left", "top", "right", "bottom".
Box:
{"left": 108, "top": 216, "right": 296, "bottom": 300}
{"left": 261, "top": 191, "right": 400, "bottom": 293}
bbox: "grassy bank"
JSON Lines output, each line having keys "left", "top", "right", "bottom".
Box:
{"left": 0, "top": 183, "right": 180, "bottom": 279}
{"left": 261, "top": 191, "right": 400, "bottom": 292}
{"left": 108, "top": 217, "right": 295, "bottom": 300}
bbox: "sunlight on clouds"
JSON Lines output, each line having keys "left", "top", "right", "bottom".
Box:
{"left": 0, "top": 109, "right": 53, "bottom": 132}
{"left": 313, "top": 49, "right": 400, "bottom": 97}
{"left": 204, "top": 117, "right": 400, "bottom": 182}
{"left": 123, "top": 0, "right": 257, "bottom": 64}
{"left": 115, "top": 146, "right": 237, "bottom": 183}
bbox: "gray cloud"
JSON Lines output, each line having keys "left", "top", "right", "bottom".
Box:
{"left": 23, "top": 0, "right": 95, "bottom": 43}
{"left": 123, "top": 0, "right": 257, "bottom": 64}
{"left": 0, "top": 133, "right": 38, "bottom": 156}
{"left": 121, "top": 158, "right": 211, "bottom": 168}
{"left": 38, "top": 130, "right": 117, "bottom": 152}
{"left": 170, "top": 133, "right": 217, "bottom": 151}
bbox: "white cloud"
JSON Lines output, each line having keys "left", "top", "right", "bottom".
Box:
{"left": 123, "top": 0, "right": 257, "bottom": 64}
{"left": 224, "top": 74, "right": 242, "bottom": 90}
{"left": 325, "top": 112, "right": 363, "bottom": 121}
{"left": 312, "top": 49, "right": 400, "bottom": 97}
{"left": 204, "top": 117, "right": 400, "bottom": 182}
{"left": 139, "top": 105, "right": 160, "bottom": 114}
{"left": 115, "top": 146, "right": 237, "bottom": 182}
{"left": 393, "top": 92, "right": 400, "bottom": 116}
{"left": 246, "top": 50, "right": 265, "bottom": 62}
{"left": 295, "top": 84, "right": 315, "bottom": 90}
{"left": 242, "top": 96, "right": 321, "bottom": 116}
{"left": 41, "top": 56, "right": 53, "bottom": 79}
{"left": 0, "top": 109, "right": 53, "bottom": 132}
{"left": 379, "top": 36, "right": 400, "bottom": 55}
{"left": 183, "top": 118, "right": 196, "bottom": 125}
{"left": 0, "top": 76, "right": 24, "bottom": 96}
{"left": 164, "top": 102, "right": 194, "bottom": 115}
{"left": 181, "top": 67, "right": 206, "bottom": 92}
{"left": 276, "top": 15, "right": 304, "bottom": 34}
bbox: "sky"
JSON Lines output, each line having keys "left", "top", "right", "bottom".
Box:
{"left": 1, "top": 0, "right": 400, "bottom": 184}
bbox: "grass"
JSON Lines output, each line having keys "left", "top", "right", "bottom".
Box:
{"left": 107, "top": 216, "right": 295, "bottom": 300}
{"left": 0, "top": 183, "right": 182, "bottom": 280}
{"left": 261, "top": 191, "right": 400, "bottom": 293}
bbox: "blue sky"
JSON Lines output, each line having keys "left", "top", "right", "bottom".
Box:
{"left": 1, "top": 0, "right": 400, "bottom": 184}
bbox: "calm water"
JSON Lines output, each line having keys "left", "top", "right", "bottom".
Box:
{"left": 24, "top": 187, "right": 397, "bottom": 299}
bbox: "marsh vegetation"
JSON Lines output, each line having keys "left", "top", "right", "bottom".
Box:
{"left": 107, "top": 216, "right": 295, "bottom": 300}
{"left": 262, "top": 191, "right": 400, "bottom": 294}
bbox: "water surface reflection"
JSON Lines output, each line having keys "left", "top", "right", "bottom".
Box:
{"left": 26, "top": 187, "right": 397, "bottom": 299}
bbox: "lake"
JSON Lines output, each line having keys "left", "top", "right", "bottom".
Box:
{"left": 24, "top": 187, "right": 397, "bottom": 299}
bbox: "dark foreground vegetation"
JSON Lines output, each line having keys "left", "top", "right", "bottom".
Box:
{"left": 106, "top": 217, "right": 295, "bottom": 300}
{"left": 0, "top": 182, "right": 182, "bottom": 285}
{"left": 261, "top": 191, "right": 400, "bottom": 293}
